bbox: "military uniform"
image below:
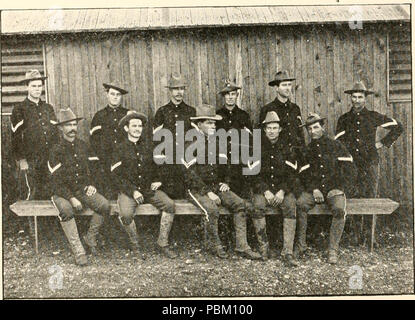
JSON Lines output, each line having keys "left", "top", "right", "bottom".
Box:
{"left": 259, "top": 98, "right": 305, "bottom": 150}
{"left": 216, "top": 104, "right": 253, "bottom": 198}
{"left": 153, "top": 100, "right": 196, "bottom": 199}
{"left": 182, "top": 105, "right": 261, "bottom": 259}
{"left": 296, "top": 115, "right": 357, "bottom": 263}
{"left": 90, "top": 105, "right": 129, "bottom": 198}
{"left": 335, "top": 107, "right": 403, "bottom": 197}
{"left": 111, "top": 111, "right": 178, "bottom": 258}
{"left": 48, "top": 108, "right": 110, "bottom": 265}
{"left": 11, "top": 97, "right": 59, "bottom": 199}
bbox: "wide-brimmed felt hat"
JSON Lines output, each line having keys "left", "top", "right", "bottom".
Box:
{"left": 344, "top": 81, "right": 374, "bottom": 95}
{"left": 166, "top": 72, "right": 187, "bottom": 89}
{"left": 20, "top": 69, "right": 47, "bottom": 84}
{"left": 300, "top": 112, "right": 326, "bottom": 128}
{"left": 119, "top": 110, "right": 148, "bottom": 128}
{"left": 261, "top": 111, "right": 281, "bottom": 126}
{"left": 268, "top": 70, "right": 296, "bottom": 87}
{"left": 103, "top": 81, "right": 128, "bottom": 95}
{"left": 190, "top": 104, "right": 222, "bottom": 121}
{"left": 55, "top": 108, "right": 83, "bottom": 126}
{"left": 219, "top": 79, "right": 242, "bottom": 95}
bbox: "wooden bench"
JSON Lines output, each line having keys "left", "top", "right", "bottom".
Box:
{"left": 10, "top": 198, "right": 399, "bottom": 254}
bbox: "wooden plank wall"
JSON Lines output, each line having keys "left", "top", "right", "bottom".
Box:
{"left": 2, "top": 23, "right": 412, "bottom": 218}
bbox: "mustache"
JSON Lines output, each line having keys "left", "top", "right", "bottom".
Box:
{"left": 68, "top": 130, "right": 77, "bottom": 134}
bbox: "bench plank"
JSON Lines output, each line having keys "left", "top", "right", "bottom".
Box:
{"left": 9, "top": 198, "right": 399, "bottom": 217}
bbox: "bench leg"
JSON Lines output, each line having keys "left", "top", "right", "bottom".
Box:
{"left": 34, "top": 216, "right": 39, "bottom": 255}
{"left": 370, "top": 214, "right": 377, "bottom": 253}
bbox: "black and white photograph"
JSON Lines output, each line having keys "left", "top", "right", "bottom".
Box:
{"left": 1, "top": 3, "right": 413, "bottom": 299}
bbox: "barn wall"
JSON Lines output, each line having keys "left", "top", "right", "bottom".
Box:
{"left": 2, "top": 23, "right": 412, "bottom": 216}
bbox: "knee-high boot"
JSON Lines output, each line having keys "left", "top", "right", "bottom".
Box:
{"left": 60, "top": 218, "right": 87, "bottom": 265}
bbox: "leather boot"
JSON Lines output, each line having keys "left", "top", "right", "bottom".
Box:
{"left": 119, "top": 216, "right": 145, "bottom": 260}
{"left": 157, "top": 211, "right": 174, "bottom": 247}
{"left": 282, "top": 218, "right": 299, "bottom": 267}
{"left": 328, "top": 216, "right": 345, "bottom": 264}
{"left": 252, "top": 217, "right": 269, "bottom": 261}
{"left": 83, "top": 213, "right": 104, "bottom": 255}
{"left": 295, "top": 210, "right": 308, "bottom": 256}
{"left": 60, "top": 218, "right": 87, "bottom": 266}
{"left": 233, "top": 212, "right": 250, "bottom": 252}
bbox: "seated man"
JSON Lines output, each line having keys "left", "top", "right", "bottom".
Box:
{"left": 250, "top": 111, "right": 300, "bottom": 266}
{"left": 296, "top": 113, "right": 356, "bottom": 264}
{"left": 182, "top": 104, "right": 261, "bottom": 260}
{"left": 110, "top": 111, "right": 178, "bottom": 259}
{"left": 48, "top": 108, "right": 110, "bottom": 266}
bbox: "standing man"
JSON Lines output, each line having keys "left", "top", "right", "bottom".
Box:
{"left": 251, "top": 111, "right": 300, "bottom": 266}
{"left": 152, "top": 72, "right": 196, "bottom": 200}
{"left": 48, "top": 108, "right": 110, "bottom": 266}
{"left": 296, "top": 113, "right": 356, "bottom": 264}
{"left": 110, "top": 111, "right": 179, "bottom": 259}
{"left": 335, "top": 81, "right": 403, "bottom": 243}
{"left": 11, "top": 69, "right": 59, "bottom": 200}
{"left": 182, "top": 105, "right": 261, "bottom": 260}
{"left": 259, "top": 70, "right": 305, "bottom": 153}
{"left": 90, "top": 82, "right": 129, "bottom": 199}
{"left": 216, "top": 80, "right": 262, "bottom": 260}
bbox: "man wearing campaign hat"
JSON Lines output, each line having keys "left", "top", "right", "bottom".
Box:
{"left": 259, "top": 70, "right": 305, "bottom": 154}
{"left": 48, "top": 108, "right": 110, "bottom": 266}
{"left": 11, "top": 70, "right": 59, "bottom": 200}
{"left": 296, "top": 113, "right": 357, "bottom": 264}
{"left": 335, "top": 81, "right": 403, "bottom": 245}
{"left": 90, "top": 81, "right": 130, "bottom": 199}
{"left": 152, "top": 72, "right": 196, "bottom": 200}
{"left": 249, "top": 111, "right": 302, "bottom": 266}
{"left": 181, "top": 105, "right": 261, "bottom": 260}
{"left": 110, "top": 111, "right": 179, "bottom": 259}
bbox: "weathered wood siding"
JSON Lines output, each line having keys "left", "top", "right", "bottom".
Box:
{"left": 2, "top": 22, "right": 412, "bottom": 216}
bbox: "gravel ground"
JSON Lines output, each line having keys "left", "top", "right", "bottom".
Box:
{"left": 3, "top": 216, "right": 414, "bottom": 298}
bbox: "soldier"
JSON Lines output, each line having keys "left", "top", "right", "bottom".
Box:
{"left": 335, "top": 81, "right": 403, "bottom": 244}
{"left": 335, "top": 81, "right": 403, "bottom": 198}
{"left": 216, "top": 80, "right": 263, "bottom": 259}
{"left": 296, "top": 113, "right": 357, "bottom": 264}
{"left": 259, "top": 70, "right": 305, "bottom": 153}
{"left": 111, "top": 111, "right": 178, "bottom": 259}
{"left": 90, "top": 82, "right": 129, "bottom": 199}
{"left": 152, "top": 72, "right": 196, "bottom": 200}
{"left": 182, "top": 105, "right": 261, "bottom": 260}
{"left": 11, "top": 69, "right": 59, "bottom": 200}
{"left": 48, "top": 108, "right": 110, "bottom": 266}
{"left": 250, "top": 111, "right": 300, "bottom": 266}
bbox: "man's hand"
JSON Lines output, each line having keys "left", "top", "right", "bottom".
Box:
{"left": 375, "top": 141, "right": 383, "bottom": 149}
{"left": 207, "top": 192, "right": 221, "bottom": 205}
{"left": 219, "top": 183, "right": 230, "bottom": 192}
{"left": 264, "top": 190, "right": 274, "bottom": 205}
{"left": 133, "top": 190, "right": 144, "bottom": 204}
{"left": 272, "top": 189, "right": 285, "bottom": 206}
{"left": 151, "top": 182, "right": 162, "bottom": 191}
{"left": 18, "top": 159, "right": 29, "bottom": 171}
{"left": 313, "top": 189, "right": 324, "bottom": 203}
{"left": 69, "top": 197, "right": 83, "bottom": 211}
{"left": 84, "top": 185, "right": 97, "bottom": 197}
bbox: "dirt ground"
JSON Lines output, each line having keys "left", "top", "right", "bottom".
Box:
{"left": 3, "top": 215, "right": 414, "bottom": 298}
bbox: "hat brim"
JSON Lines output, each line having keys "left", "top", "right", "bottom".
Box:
{"left": 219, "top": 87, "right": 241, "bottom": 95}
{"left": 119, "top": 114, "right": 148, "bottom": 128}
{"left": 55, "top": 117, "right": 84, "bottom": 126}
{"left": 190, "top": 115, "right": 223, "bottom": 121}
{"left": 344, "top": 89, "right": 374, "bottom": 95}
{"left": 103, "top": 83, "right": 128, "bottom": 95}
{"left": 165, "top": 84, "right": 187, "bottom": 89}
{"left": 261, "top": 120, "right": 282, "bottom": 126}
{"left": 268, "top": 78, "right": 296, "bottom": 87}
{"left": 300, "top": 118, "right": 326, "bottom": 128}
{"left": 21, "top": 76, "right": 47, "bottom": 84}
